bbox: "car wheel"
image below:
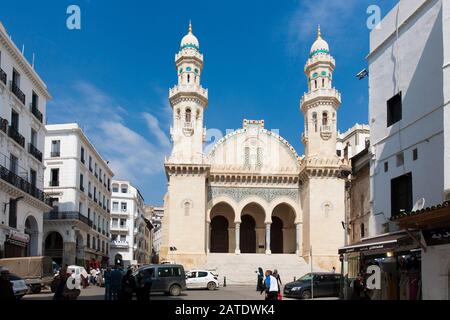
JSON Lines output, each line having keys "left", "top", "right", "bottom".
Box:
{"left": 169, "top": 285, "right": 182, "bottom": 296}
{"left": 30, "top": 285, "right": 41, "bottom": 294}
{"left": 301, "top": 290, "right": 312, "bottom": 300}
{"left": 207, "top": 282, "right": 217, "bottom": 291}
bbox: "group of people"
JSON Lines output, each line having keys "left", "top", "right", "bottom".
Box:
{"left": 256, "top": 267, "right": 283, "bottom": 301}
{"left": 103, "top": 267, "right": 152, "bottom": 301}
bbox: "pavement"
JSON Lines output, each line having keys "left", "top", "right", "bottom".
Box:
{"left": 22, "top": 285, "right": 338, "bottom": 301}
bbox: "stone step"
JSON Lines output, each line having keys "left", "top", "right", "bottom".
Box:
{"left": 204, "top": 254, "right": 315, "bottom": 285}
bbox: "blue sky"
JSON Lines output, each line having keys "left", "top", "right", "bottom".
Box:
{"left": 1, "top": 0, "right": 397, "bottom": 205}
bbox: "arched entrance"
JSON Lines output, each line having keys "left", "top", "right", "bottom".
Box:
{"left": 210, "top": 216, "right": 229, "bottom": 253}
{"left": 45, "top": 232, "right": 63, "bottom": 265}
{"left": 271, "top": 203, "right": 296, "bottom": 254}
{"left": 114, "top": 254, "right": 123, "bottom": 267}
{"left": 271, "top": 217, "right": 284, "bottom": 254}
{"left": 240, "top": 215, "right": 256, "bottom": 253}
{"left": 25, "top": 215, "right": 39, "bottom": 256}
{"left": 209, "top": 202, "right": 235, "bottom": 253}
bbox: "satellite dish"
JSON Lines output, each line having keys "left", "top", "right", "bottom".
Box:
{"left": 412, "top": 198, "right": 426, "bottom": 212}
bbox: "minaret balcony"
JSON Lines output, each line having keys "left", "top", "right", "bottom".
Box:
{"left": 301, "top": 88, "right": 341, "bottom": 107}
{"left": 169, "top": 84, "right": 208, "bottom": 103}
{"left": 175, "top": 50, "right": 204, "bottom": 64}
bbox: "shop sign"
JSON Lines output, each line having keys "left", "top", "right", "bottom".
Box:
{"left": 423, "top": 228, "right": 450, "bottom": 246}
{"left": 8, "top": 230, "right": 30, "bottom": 244}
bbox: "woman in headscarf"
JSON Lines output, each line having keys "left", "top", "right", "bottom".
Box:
{"left": 256, "top": 267, "right": 264, "bottom": 291}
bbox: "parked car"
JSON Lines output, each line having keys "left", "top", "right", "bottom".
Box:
{"left": 9, "top": 273, "right": 29, "bottom": 299}
{"left": 0, "top": 256, "right": 54, "bottom": 294}
{"left": 284, "top": 272, "right": 341, "bottom": 299}
{"left": 186, "top": 270, "right": 219, "bottom": 290}
{"left": 133, "top": 264, "right": 186, "bottom": 296}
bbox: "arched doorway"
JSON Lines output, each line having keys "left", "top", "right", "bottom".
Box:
{"left": 25, "top": 215, "right": 39, "bottom": 256}
{"left": 210, "top": 216, "right": 229, "bottom": 253}
{"left": 271, "top": 203, "right": 296, "bottom": 254}
{"left": 240, "top": 215, "right": 256, "bottom": 253}
{"left": 45, "top": 232, "right": 63, "bottom": 265}
{"left": 114, "top": 254, "right": 123, "bottom": 267}
{"left": 271, "top": 217, "right": 283, "bottom": 254}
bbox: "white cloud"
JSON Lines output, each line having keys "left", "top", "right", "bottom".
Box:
{"left": 47, "top": 81, "right": 171, "bottom": 187}
{"left": 142, "top": 112, "right": 171, "bottom": 148}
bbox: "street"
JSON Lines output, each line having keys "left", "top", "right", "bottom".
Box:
{"left": 21, "top": 285, "right": 337, "bottom": 301}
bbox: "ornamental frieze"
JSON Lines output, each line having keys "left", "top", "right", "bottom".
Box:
{"left": 207, "top": 186, "right": 299, "bottom": 203}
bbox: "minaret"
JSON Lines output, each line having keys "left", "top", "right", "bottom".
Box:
{"left": 168, "top": 21, "right": 209, "bottom": 164}
{"left": 301, "top": 26, "right": 341, "bottom": 159}
{"left": 299, "top": 27, "right": 349, "bottom": 271}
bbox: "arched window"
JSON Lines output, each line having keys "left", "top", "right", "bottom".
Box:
{"left": 185, "top": 109, "right": 191, "bottom": 123}
{"left": 187, "top": 74, "right": 190, "bottom": 83}
{"left": 312, "top": 113, "right": 318, "bottom": 132}
{"left": 184, "top": 202, "right": 191, "bottom": 216}
{"left": 314, "top": 80, "right": 318, "bottom": 89}
{"left": 322, "top": 78, "right": 325, "bottom": 88}
{"left": 322, "top": 112, "right": 328, "bottom": 126}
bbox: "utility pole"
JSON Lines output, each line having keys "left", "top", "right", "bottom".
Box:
{"left": 310, "top": 246, "right": 313, "bottom": 300}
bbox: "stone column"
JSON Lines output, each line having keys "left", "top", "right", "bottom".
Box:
{"left": 235, "top": 223, "right": 241, "bottom": 255}
{"left": 296, "top": 223, "right": 302, "bottom": 256}
{"left": 206, "top": 221, "right": 210, "bottom": 253}
{"left": 265, "top": 223, "right": 271, "bottom": 255}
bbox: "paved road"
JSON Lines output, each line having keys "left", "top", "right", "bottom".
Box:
{"left": 22, "top": 285, "right": 312, "bottom": 301}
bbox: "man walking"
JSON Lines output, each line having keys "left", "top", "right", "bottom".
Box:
{"left": 262, "top": 270, "right": 279, "bottom": 301}
{"left": 104, "top": 266, "right": 112, "bottom": 300}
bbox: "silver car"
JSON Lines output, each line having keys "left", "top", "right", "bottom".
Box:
{"left": 10, "top": 273, "right": 29, "bottom": 299}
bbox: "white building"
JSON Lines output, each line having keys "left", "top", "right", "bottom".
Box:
{"left": 367, "top": 0, "right": 450, "bottom": 300}
{"left": 110, "top": 180, "right": 151, "bottom": 267}
{"left": 161, "top": 23, "right": 356, "bottom": 283}
{"left": 336, "top": 124, "right": 370, "bottom": 159}
{"left": 43, "top": 124, "right": 114, "bottom": 268}
{"left": 146, "top": 205, "right": 163, "bottom": 262}
{"left": 0, "top": 22, "right": 52, "bottom": 259}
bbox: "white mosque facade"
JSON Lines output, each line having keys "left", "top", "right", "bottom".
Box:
{"left": 161, "top": 24, "right": 355, "bottom": 273}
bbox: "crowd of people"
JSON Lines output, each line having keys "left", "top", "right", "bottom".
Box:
{"left": 256, "top": 267, "right": 283, "bottom": 301}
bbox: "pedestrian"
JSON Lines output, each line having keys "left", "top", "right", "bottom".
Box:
{"left": 262, "top": 270, "right": 279, "bottom": 301}
{"left": 90, "top": 267, "right": 97, "bottom": 285}
{"left": 331, "top": 266, "right": 336, "bottom": 274}
{"left": 136, "top": 269, "right": 152, "bottom": 301}
{"left": 110, "top": 267, "right": 122, "bottom": 300}
{"left": 104, "top": 267, "right": 112, "bottom": 300}
{"left": 120, "top": 269, "right": 136, "bottom": 301}
{"left": 53, "top": 265, "right": 69, "bottom": 301}
{"left": 256, "top": 267, "right": 264, "bottom": 291}
{"left": 273, "top": 269, "right": 282, "bottom": 300}
{"left": 0, "top": 267, "right": 15, "bottom": 301}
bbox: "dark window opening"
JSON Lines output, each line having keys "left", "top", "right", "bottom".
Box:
{"left": 391, "top": 173, "right": 413, "bottom": 217}
{"left": 387, "top": 92, "right": 402, "bottom": 127}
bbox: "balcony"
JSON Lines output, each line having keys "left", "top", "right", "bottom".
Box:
{"left": 30, "top": 103, "right": 43, "bottom": 123}
{"left": 51, "top": 151, "right": 60, "bottom": 158}
{"left": 94, "top": 197, "right": 98, "bottom": 203}
{"left": 111, "top": 241, "right": 129, "bottom": 248}
{"left": 107, "top": 208, "right": 110, "bottom": 214}
{"left": 0, "top": 118, "right": 8, "bottom": 134}
{"left": 0, "top": 164, "right": 48, "bottom": 204}
{"left": 0, "top": 68, "right": 6, "bottom": 86}
{"left": 88, "top": 192, "right": 92, "bottom": 199}
{"left": 110, "top": 225, "right": 128, "bottom": 232}
{"left": 80, "top": 185, "right": 85, "bottom": 192}
{"left": 10, "top": 81, "right": 26, "bottom": 105}
{"left": 8, "top": 126, "right": 25, "bottom": 148}
{"left": 44, "top": 211, "right": 92, "bottom": 227}
{"left": 28, "top": 143, "right": 43, "bottom": 162}
{"left": 320, "top": 125, "right": 332, "bottom": 140}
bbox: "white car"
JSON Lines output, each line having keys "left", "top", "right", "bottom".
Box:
{"left": 10, "top": 273, "right": 29, "bottom": 299}
{"left": 186, "top": 270, "right": 219, "bottom": 290}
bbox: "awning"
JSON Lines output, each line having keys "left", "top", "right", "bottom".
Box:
{"left": 338, "top": 231, "right": 416, "bottom": 255}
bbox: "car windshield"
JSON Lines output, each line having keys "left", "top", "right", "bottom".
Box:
{"left": 298, "top": 274, "right": 313, "bottom": 281}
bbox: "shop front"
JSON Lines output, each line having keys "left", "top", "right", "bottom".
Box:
{"left": 392, "top": 201, "right": 450, "bottom": 300}
{"left": 3, "top": 230, "right": 30, "bottom": 258}
{"left": 339, "top": 230, "right": 421, "bottom": 300}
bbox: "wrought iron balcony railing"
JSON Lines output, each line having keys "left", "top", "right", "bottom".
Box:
{"left": 10, "top": 81, "right": 26, "bottom": 105}
{"left": 30, "top": 103, "right": 43, "bottom": 123}
{"left": 28, "top": 143, "right": 43, "bottom": 162}
{"left": 0, "top": 68, "right": 6, "bottom": 86}
{"left": 8, "top": 126, "right": 25, "bottom": 148}
{"left": 0, "top": 117, "right": 8, "bottom": 134}
{"left": 44, "top": 211, "right": 92, "bottom": 228}
{"left": 0, "top": 164, "right": 47, "bottom": 203}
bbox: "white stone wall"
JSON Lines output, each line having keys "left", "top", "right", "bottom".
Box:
{"left": 368, "top": 0, "right": 447, "bottom": 235}
{"left": 0, "top": 22, "right": 50, "bottom": 257}
{"left": 421, "top": 243, "right": 450, "bottom": 300}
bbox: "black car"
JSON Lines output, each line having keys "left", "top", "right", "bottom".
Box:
{"left": 133, "top": 264, "right": 187, "bottom": 296}
{"left": 284, "top": 272, "right": 341, "bottom": 299}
